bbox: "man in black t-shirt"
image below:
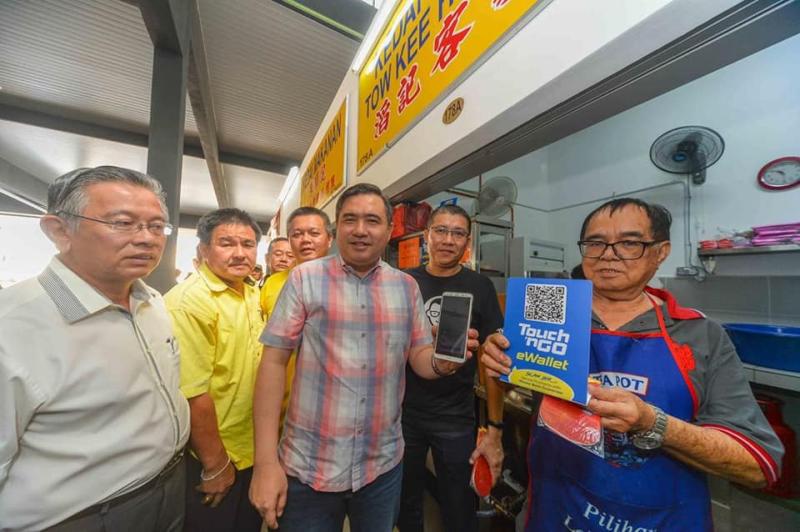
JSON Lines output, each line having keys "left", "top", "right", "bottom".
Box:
{"left": 398, "top": 205, "right": 503, "bottom": 532}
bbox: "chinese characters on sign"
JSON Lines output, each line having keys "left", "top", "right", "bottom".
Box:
{"left": 357, "top": 0, "right": 546, "bottom": 173}
{"left": 431, "top": 1, "right": 473, "bottom": 74}
{"left": 300, "top": 99, "right": 347, "bottom": 208}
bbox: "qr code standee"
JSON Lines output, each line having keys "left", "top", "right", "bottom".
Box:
{"left": 525, "top": 284, "right": 568, "bottom": 324}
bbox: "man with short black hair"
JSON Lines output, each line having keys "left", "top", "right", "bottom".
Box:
{"left": 0, "top": 166, "right": 189, "bottom": 531}
{"left": 398, "top": 204, "right": 503, "bottom": 532}
{"left": 482, "top": 197, "right": 783, "bottom": 530}
{"left": 260, "top": 206, "right": 333, "bottom": 425}
{"left": 250, "top": 184, "right": 497, "bottom": 531}
{"left": 166, "top": 208, "right": 265, "bottom": 532}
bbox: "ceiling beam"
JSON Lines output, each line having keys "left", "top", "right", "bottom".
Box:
{"left": 0, "top": 98, "right": 299, "bottom": 174}
{"left": 0, "top": 157, "right": 48, "bottom": 213}
{"left": 137, "top": 0, "right": 190, "bottom": 54}
{"left": 137, "top": 0, "right": 231, "bottom": 209}
{"left": 186, "top": 3, "right": 230, "bottom": 207}
{"left": 273, "top": 0, "right": 376, "bottom": 41}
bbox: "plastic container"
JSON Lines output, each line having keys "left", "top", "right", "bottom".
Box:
{"left": 755, "top": 394, "right": 799, "bottom": 498}
{"left": 722, "top": 323, "right": 800, "bottom": 372}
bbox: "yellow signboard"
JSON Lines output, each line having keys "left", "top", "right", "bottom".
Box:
{"left": 357, "top": 0, "right": 546, "bottom": 172}
{"left": 301, "top": 99, "right": 348, "bottom": 208}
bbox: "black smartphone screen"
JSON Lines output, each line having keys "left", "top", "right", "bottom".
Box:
{"left": 435, "top": 294, "right": 472, "bottom": 360}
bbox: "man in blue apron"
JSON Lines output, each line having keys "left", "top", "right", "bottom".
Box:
{"left": 479, "top": 198, "right": 783, "bottom": 530}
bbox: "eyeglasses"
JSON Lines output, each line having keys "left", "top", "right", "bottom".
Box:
{"left": 577, "top": 240, "right": 664, "bottom": 260}
{"left": 59, "top": 212, "right": 174, "bottom": 236}
{"left": 430, "top": 226, "right": 469, "bottom": 240}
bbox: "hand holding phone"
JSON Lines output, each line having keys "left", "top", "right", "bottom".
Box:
{"left": 433, "top": 292, "right": 474, "bottom": 363}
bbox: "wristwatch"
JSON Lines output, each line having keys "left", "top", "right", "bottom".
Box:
{"left": 631, "top": 405, "right": 668, "bottom": 450}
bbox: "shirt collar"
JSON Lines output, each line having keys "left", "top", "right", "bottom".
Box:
{"left": 37, "top": 256, "right": 152, "bottom": 323}
{"left": 335, "top": 253, "right": 384, "bottom": 279}
{"left": 197, "top": 262, "right": 233, "bottom": 293}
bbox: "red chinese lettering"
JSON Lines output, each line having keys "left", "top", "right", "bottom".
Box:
{"left": 397, "top": 64, "right": 421, "bottom": 114}
{"left": 431, "top": 0, "right": 473, "bottom": 75}
{"left": 374, "top": 98, "right": 391, "bottom": 139}
{"left": 491, "top": 0, "right": 511, "bottom": 9}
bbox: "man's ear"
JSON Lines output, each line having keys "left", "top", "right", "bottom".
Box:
{"left": 656, "top": 241, "right": 672, "bottom": 265}
{"left": 39, "top": 215, "right": 72, "bottom": 253}
{"left": 197, "top": 242, "right": 209, "bottom": 262}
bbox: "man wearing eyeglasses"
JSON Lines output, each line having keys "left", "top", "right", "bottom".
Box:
{"left": 0, "top": 166, "right": 189, "bottom": 531}
{"left": 165, "top": 208, "right": 265, "bottom": 532}
{"left": 480, "top": 198, "right": 782, "bottom": 530}
{"left": 398, "top": 204, "right": 503, "bottom": 532}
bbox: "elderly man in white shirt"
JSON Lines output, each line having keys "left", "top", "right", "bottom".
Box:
{"left": 0, "top": 166, "right": 190, "bottom": 532}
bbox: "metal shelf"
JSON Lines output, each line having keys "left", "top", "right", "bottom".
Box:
{"left": 698, "top": 244, "right": 800, "bottom": 257}
{"left": 742, "top": 363, "right": 800, "bottom": 393}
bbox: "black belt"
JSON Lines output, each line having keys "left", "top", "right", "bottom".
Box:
{"left": 55, "top": 448, "right": 185, "bottom": 526}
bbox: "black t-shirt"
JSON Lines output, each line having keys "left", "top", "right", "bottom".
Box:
{"left": 403, "top": 265, "right": 504, "bottom": 427}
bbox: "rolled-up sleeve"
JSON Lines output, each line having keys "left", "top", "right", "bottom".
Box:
{"left": 260, "top": 268, "right": 307, "bottom": 350}
{"left": 694, "top": 323, "right": 784, "bottom": 486}
{"left": 409, "top": 283, "right": 433, "bottom": 349}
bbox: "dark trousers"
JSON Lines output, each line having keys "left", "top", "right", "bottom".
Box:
{"left": 184, "top": 454, "right": 262, "bottom": 532}
{"left": 278, "top": 462, "right": 403, "bottom": 532}
{"left": 47, "top": 455, "right": 185, "bottom": 532}
{"left": 398, "top": 417, "right": 478, "bottom": 532}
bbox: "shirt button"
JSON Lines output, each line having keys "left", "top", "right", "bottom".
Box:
{"left": 360, "top": 397, "right": 366, "bottom": 403}
{"left": 361, "top": 304, "right": 366, "bottom": 309}
{"left": 357, "top": 429, "right": 363, "bottom": 434}
{"left": 361, "top": 332, "right": 366, "bottom": 338}
{"left": 361, "top": 364, "right": 367, "bottom": 370}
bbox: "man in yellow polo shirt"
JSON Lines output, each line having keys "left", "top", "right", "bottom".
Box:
{"left": 165, "top": 208, "right": 264, "bottom": 532}
{"left": 261, "top": 206, "right": 332, "bottom": 424}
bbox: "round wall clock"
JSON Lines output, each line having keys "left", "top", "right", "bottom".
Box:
{"left": 757, "top": 157, "right": 800, "bottom": 190}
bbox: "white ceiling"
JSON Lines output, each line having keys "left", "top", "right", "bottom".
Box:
{"left": 0, "top": 0, "right": 362, "bottom": 222}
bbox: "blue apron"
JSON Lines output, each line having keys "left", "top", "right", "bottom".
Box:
{"left": 525, "top": 297, "right": 712, "bottom": 531}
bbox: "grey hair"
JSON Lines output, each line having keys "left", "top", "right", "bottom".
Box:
{"left": 267, "top": 236, "right": 289, "bottom": 254}
{"left": 48, "top": 166, "right": 168, "bottom": 229}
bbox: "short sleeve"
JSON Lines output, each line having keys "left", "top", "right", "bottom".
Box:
{"left": 0, "top": 354, "right": 45, "bottom": 484}
{"left": 169, "top": 308, "right": 217, "bottom": 399}
{"left": 409, "top": 282, "right": 433, "bottom": 349}
{"left": 260, "top": 269, "right": 307, "bottom": 350}
{"left": 694, "top": 322, "right": 783, "bottom": 485}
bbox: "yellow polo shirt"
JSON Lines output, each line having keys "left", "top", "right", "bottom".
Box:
{"left": 165, "top": 263, "right": 264, "bottom": 469}
{"left": 260, "top": 269, "right": 295, "bottom": 425}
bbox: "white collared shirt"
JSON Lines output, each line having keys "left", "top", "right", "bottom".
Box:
{"left": 0, "top": 257, "right": 190, "bottom": 531}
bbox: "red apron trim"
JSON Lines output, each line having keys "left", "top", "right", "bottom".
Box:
{"left": 647, "top": 294, "right": 700, "bottom": 415}
{"left": 591, "top": 329, "right": 663, "bottom": 339}
{"left": 702, "top": 423, "right": 780, "bottom": 486}
{"left": 645, "top": 286, "right": 704, "bottom": 320}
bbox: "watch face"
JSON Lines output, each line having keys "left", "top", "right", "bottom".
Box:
{"left": 632, "top": 434, "right": 662, "bottom": 450}
{"left": 758, "top": 157, "right": 800, "bottom": 190}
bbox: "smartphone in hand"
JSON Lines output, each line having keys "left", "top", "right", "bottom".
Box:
{"left": 433, "top": 291, "right": 473, "bottom": 363}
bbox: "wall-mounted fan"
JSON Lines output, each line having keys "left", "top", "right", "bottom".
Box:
{"left": 650, "top": 126, "right": 725, "bottom": 184}
{"left": 475, "top": 176, "right": 518, "bottom": 217}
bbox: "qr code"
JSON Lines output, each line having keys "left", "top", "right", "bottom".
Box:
{"left": 525, "top": 284, "right": 567, "bottom": 324}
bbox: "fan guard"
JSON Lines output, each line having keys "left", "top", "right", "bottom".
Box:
{"left": 650, "top": 126, "right": 725, "bottom": 184}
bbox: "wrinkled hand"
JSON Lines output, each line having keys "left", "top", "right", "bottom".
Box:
{"left": 470, "top": 428, "right": 504, "bottom": 487}
{"left": 586, "top": 384, "right": 656, "bottom": 433}
{"left": 196, "top": 461, "right": 235, "bottom": 508}
{"left": 480, "top": 332, "right": 512, "bottom": 378}
{"left": 249, "top": 462, "right": 288, "bottom": 530}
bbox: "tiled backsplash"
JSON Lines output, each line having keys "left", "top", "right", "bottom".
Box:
{"left": 660, "top": 275, "right": 800, "bottom": 327}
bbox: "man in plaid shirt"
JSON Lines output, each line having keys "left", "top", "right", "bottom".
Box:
{"left": 250, "top": 184, "right": 484, "bottom": 531}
